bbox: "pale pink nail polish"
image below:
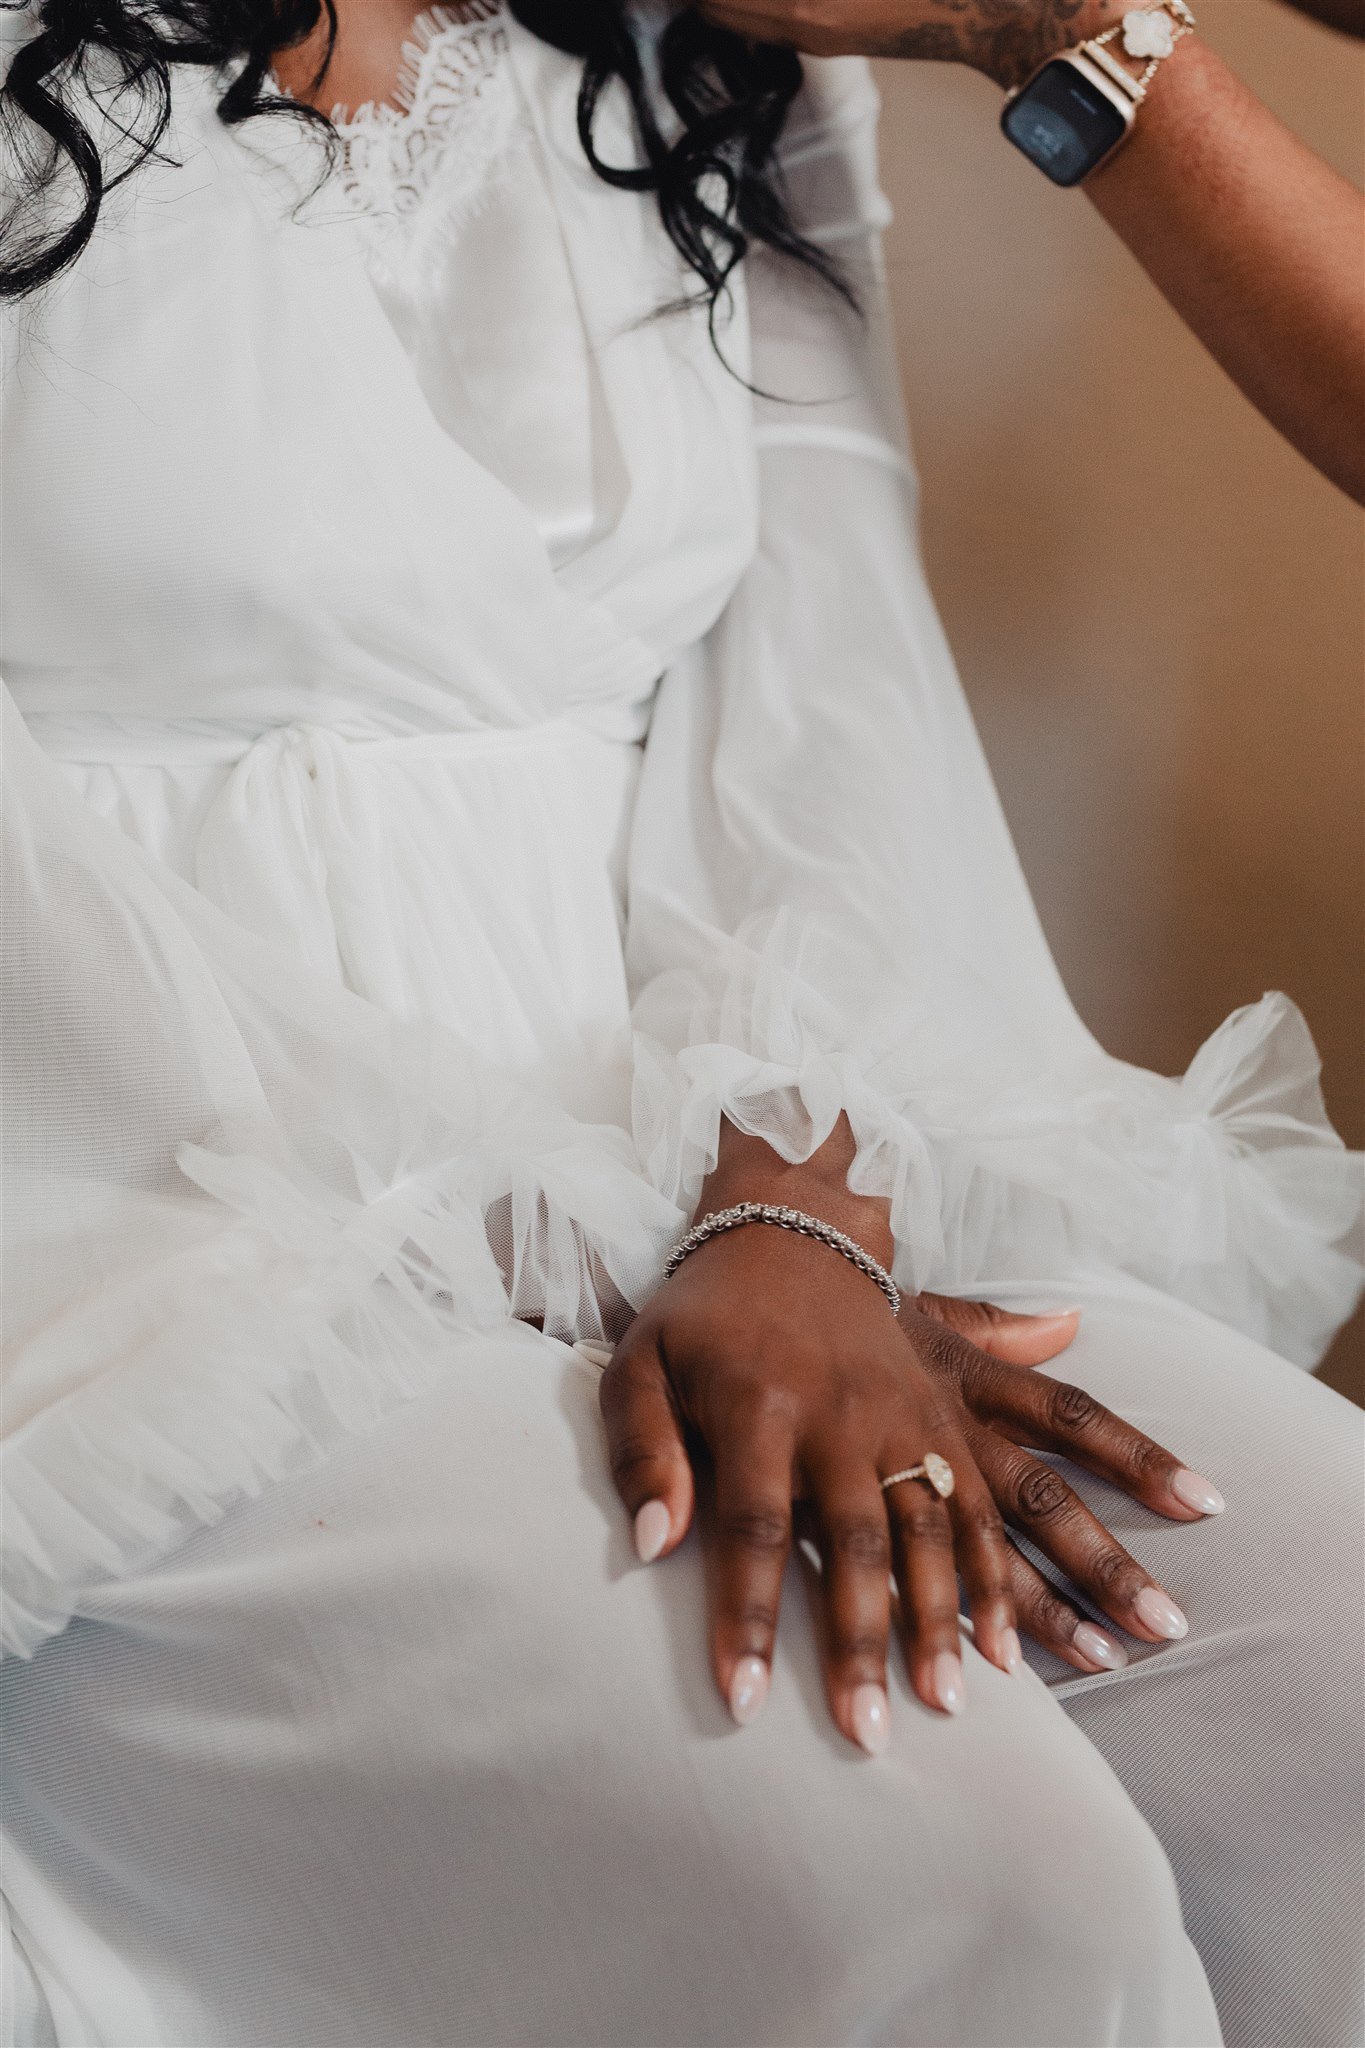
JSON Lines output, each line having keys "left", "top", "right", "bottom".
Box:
{"left": 932, "top": 1653, "right": 964, "bottom": 1715}
{"left": 1134, "top": 1586, "right": 1189, "bottom": 1640}
{"left": 572, "top": 1339, "right": 614, "bottom": 1370}
{"left": 1073, "top": 1622, "right": 1128, "bottom": 1671}
{"left": 850, "top": 1683, "right": 891, "bottom": 1754}
{"left": 998, "top": 1628, "right": 1022, "bottom": 1675}
{"left": 633, "top": 1499, "right": 671, "bottom": 1564}
{"left": 728, "top": 1656, "right": 769, "bottom": 1726}
{"left": 1171, "top": 1467, "right": 1225, "bottom": 1516}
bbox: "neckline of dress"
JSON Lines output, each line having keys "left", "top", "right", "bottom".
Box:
{"left": 331, "top": 0, "right": 507, "bottom": 134}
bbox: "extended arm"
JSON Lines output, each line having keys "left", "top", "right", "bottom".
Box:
{"left": 698, "top": 0, "right": 1365, "bottom": 502}
{"left": 1084, "top": 28, "right": 1364, "bottom": 503}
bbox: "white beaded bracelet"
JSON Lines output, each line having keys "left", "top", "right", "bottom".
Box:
{"left": 662, "top": 1201, "right": 901, "bottom": 1317}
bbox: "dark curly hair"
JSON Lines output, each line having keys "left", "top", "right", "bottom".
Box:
{"left": 0, "top": 0, "right": 849, "bottom": 312}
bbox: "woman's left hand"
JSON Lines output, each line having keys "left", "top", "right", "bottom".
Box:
{"left": 902, "top": 1290, "right": 1224, "bottom": 1672}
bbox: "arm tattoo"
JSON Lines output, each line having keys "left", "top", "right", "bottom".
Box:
{"left": 886, "top": 0, "right": 1126, "bottom": 88}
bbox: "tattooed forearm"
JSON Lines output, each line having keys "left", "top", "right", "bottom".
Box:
{"left": 885, "top": 0, "right": 1125, "bottom": 87}
{"left": 697, "top": 0, "right": 1137, "bottom": 88}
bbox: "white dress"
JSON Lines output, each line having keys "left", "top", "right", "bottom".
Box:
{"left": 1, "top": 11, "right": 1362, "bottom": 2045}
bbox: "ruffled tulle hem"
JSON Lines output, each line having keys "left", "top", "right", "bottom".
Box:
{"left": 632, "top": 916, "right": 1364, "bottom": 1373}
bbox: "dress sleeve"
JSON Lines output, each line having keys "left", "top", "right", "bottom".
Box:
{"left": 623, "top": 59, "right": 1362, "bottom": 1360}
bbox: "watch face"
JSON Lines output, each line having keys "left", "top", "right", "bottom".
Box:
{"left": 1001, "top": 60, "right": 1130, "bottom": 185}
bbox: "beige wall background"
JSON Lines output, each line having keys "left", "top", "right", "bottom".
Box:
{"left": 873, "top": 3, "right": 1365, "bottom": 1402}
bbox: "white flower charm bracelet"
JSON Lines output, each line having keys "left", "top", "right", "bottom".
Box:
{"left": 1093, "top": 0, "right": 1197, "bottom": 97}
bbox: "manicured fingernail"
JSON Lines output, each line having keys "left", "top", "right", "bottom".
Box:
{"left": 932, "top": 1652, "right": 964, "bottom": 1715}
{"left": 1134, "top": 1586, "right": 1189, "bottom": 1640}
{"left": 998, "top": 1628, "right": 1022, "bottom": 1675}
{"left": 1170, "top": 1467, "right": 1225, "bottom": 1516}
{"left": 850, "top": 1683, "right": 890, "bottom": 1754}
{"left": 1073, "top": 1622, "right": 1128, "bottom": 1671}
{"left": 573, "top": 1339, "right": 613, "bottom": 1369}
{"left": 633, "top": 1500, "right": 671, "bottom": 1563}
{"left": 728, "top": 1655, "right": 769, "bottom": 1726}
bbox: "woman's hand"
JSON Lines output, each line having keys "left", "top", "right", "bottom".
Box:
{"left": 598, "top": 1121, "right": 1225, "bottom": 1749}
{"left": 904, "top": 1291, "right": 1223, "bottom": 1673}
{"left": 600, "top": 1118, "right": 1027, "bottom": 1751}
{"left": 694, "top": 0, "right": 1122, "bottom": 89}
{"left": 601, "top": 1213, "right": 1019, "bottom": 1749}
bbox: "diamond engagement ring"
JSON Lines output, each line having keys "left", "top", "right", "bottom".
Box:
{"left": 880, "top": 1453, "right": 955, "bottom": 1501}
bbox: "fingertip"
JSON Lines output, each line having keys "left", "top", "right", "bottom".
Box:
{"left": 728, "top": 1655, "right": 770, "bottom": 1727}
{"left": 1132, "top": 1585, "right": 1189, "bottom": 1641}
{"left": 973, "top": 1604, "right": 1022, "bottom": 1674}
{"left": 1170, "top": 1467, "right": 1225, "bottom": 1516}
{"left": 1072, "top": 1622, "right": 1128, "bottom": 1672}
{"left": 849, "top": 1682, "right": 891, "bottom": 1755}
{"left": 931, "top": 1652, "right": 965, "bottom": 1715}
{"left": 633, "top": 1499, "right": 672, "bottom": 1563}
{"left": 910, "top": 1652, "right": 964, "bottom": 1716}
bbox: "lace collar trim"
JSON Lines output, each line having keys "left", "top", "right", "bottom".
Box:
{"left": 329, "top": 0, "right": 522, "bottom": 245}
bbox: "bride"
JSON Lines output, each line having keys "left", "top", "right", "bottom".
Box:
{"left": 1, "top": 0, "right": 1361, "bottom": 2041}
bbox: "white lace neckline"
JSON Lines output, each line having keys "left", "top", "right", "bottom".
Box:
{"left": 329, "top": 0, "right": 521, "bottom": 243}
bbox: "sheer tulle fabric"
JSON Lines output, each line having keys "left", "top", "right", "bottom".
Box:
{"left": 4, "top": 25, "right": 1364, "bottom": 2048}
{"left": 2, "top": 26, "right": 1360, "bottom": 1674}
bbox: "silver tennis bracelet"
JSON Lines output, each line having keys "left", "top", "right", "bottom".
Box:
{"left": 662, "top": 1201, "right": 901, "bottom": 1317}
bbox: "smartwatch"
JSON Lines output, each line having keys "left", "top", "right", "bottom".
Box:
{"left": 1001, "top": 3, "right": 1195, "bottom": 186}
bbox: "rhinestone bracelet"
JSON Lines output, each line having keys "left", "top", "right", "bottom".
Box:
{"left": 662, "top": 1201, "right": 901, "bottom": 1317}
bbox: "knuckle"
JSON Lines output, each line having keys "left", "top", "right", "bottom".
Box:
{"left": 1016, "top": 1463, "right": 1074, "bottom": 1525}
{"left": 959, "top": 1504, "right": 1007, "bottom": 1551}
{"left": 729, "top": 1600, "right": 780, "bottom": 1639}
{"left": 910, "top": 1598, "right": 961, "bottom": 1637}
{"left": 829, "top": 1628, "right": 887, "bottom": 1666}
{"left": 821, "top": 1369, "right": 868, "bottom": 1429}
{"left": 1045, "top": 1379, "right": 1102, "bottom": 1435}
{"left": 607, "top": 1434, "right": 667, "bottom": 1489}
{"left": 1090, "top": 1545, "right": 1145, "bottom": 1602}
{"left": 1127, "top": 1434, "right": 1172, "bottom": 1484}
{"left": 718, "top": 1502, "right": 790, "bottom": 1558}
{"left": 737, "top": 1380, "right": 802, "bottom": 1432}
{"left": 898, "top": 1501, "right": 955, "bottom": 1551}
{"left": 826, "top": 1515, "right": 892, "bottom": 1570}
{"left": 1030, "top": 1583, "right": 1080, "bottom": 1641}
